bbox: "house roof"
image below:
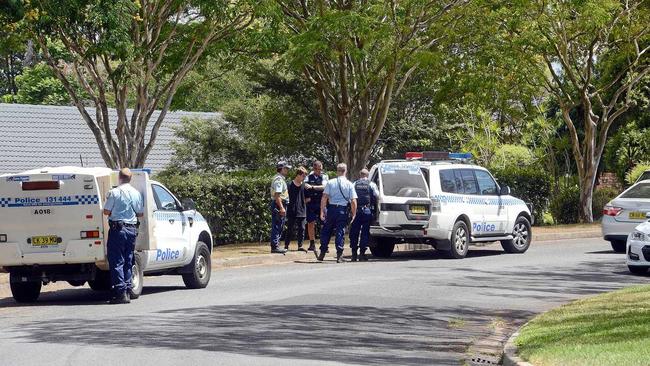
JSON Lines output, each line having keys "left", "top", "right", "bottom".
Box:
{"left": 0, "top": 103, "right": 221, "bottom": 174}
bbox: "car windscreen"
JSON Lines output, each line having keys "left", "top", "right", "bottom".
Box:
{"left": 621, "top": 183, "right": 650, "bottom": 199}
{"left": 380, "top": 164, "right": 428, "bottom": 198}
{"left": 638, "top": 171, "right": 650, "bottom": 183}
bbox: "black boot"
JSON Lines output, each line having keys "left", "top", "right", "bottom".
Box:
{"left": 284, "top": 243, "right": 290, "bottom": 251}
{"left": 308, "top": 240, "right": 316, "bottom": 251}
{"left": 298, "top": 244, "right": 307, "bottom": 252}
{"left": 359, "top": 248, "right": 369, "bottom": 261}
{"left": 317, "top": 249, "right": 326, "bottom": 261}
{"left": 336, "top": 251, "right": 344, "bottom": 263}
{"left": 351, "top": 249, "right": 358, "bottom": 262}
{"left": 109, "top": 292, "right": 130, "bottom": 304}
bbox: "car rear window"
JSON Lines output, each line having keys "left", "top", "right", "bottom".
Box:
{"left": 380, "top": 165, "right": 428, "bottom": 198}
{"left": 621, "top": 183, "right": 650, "bottom": 199}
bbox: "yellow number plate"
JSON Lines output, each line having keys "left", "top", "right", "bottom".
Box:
{"left": 31, "top": 235, "right": 59, "bottom": 246}
{"left": 629, "top": 211, "right": 646, "bottom": 220}
{"left": 410, "top": 205, "right": 427, "bottom": 215}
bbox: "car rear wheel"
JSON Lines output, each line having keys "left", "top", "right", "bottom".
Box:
{"left": 183, "top": 241, "right": 211, "bottom": 289}
{"left": 89, "top": 269, "right": 111, "bottom": 291}
{"left": 501, "top": 216, "right": 532, "bottom": 254}
{"left": 369, "top": 237, "right": 396, "bottom": 258}
{"left": 447, "top": 220, "right": 469, "bottom": 259}
{"left": 129, "top": 253, "right": 144, "bottom": 299}
{"left": 67, "top": 280, "right": 86, "bottom": 287}
{"left": 10, "top": 273, "right": 41, "bottom": 303}
{"left": 628, "top": 265, "right": 648, "bottom": 275}
{"left": 610, "top": 240, "right": 626, "bottom": 253}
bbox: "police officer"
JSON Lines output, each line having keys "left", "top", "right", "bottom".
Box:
{"left": 102, "top": 168, "right": 144, "bottom": 304}
{"left": 349, "top": 168, "right": 379, "bottom": 262}
{"left": 304, "top": 161, "right": 328, "bottom": 251}
{"left": 270, "top": 161, "right": 290, "bottom": 254}
{"left": 316, "top": 163, "right": 357, "bottom": 263}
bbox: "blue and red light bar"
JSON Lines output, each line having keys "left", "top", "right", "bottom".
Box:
{"left": 404, "top": 151, "right": 473, "bottom": 161}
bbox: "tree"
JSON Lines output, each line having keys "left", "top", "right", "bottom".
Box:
{"left": 13, "top": 62, "right": 70, "bottom": 105}
{"left": 0, "top": 0, "right": 27, "bottom": 98}
{"left": 273, "top": 0, "right": 466, "bottom": 177}
{"left": 18, "top": 0, "right": 255, "bottom": 169}
{"left": 500, "top": 0, "right": 650, "bottom": 222}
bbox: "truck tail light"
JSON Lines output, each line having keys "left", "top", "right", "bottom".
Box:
{"left": 22, "top": 181, "right": 60, "bottom": 191}
{"left": 81, "top": 230, "right": 100, "bottom": 239}
{"left": 603, "top": 205, "right": 623, "bottom": 217}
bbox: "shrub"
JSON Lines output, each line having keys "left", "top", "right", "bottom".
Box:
{"left": 592, "top": 187, "right": 620, "bottom": 221}
{"left": 549, "top": 185, "right": 580, "bottom": 224}
{"left": 490, "top": 144, "right": 534, "bottom": 170}
{"left": 626, "top": 163, "right": 650, "bottom": 185}
{"left": 491, "top": 167, "right": 552, "bottom": 225}
{"left": 158, "top": 172, "right": 274, "bottom": 245}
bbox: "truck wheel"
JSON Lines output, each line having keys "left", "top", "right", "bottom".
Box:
{"left": 447, "top": 220, "right": 469, "bottom": 259}
{"left": 129, "top": 253, "right": 144, "bottom": 299}
{"left": 9, "top": 274, "right": 41, "bottom": 303}
{"left": 628, "top": 265, "right": 648, "bottom": 275}
{"left": 369, "top": 237, "right": 395, "bottom": 258}
{"left": 183, "top": 241, "right": 211, "bottom": 289}
{"left": 501, "top": 216, "right": 532, "bottom": 254}
{"left": 89, "top": 270, "right": 111, "bottom": 291}
{"left": 610, "top": 240, "right": 626, "bottom": 253}
{"left": 67, "top": 280, "right": 86, "bottom": 287}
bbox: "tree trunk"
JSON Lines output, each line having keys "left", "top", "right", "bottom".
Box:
{"left": 578, "top": 166, "right": 597, "bottom": 223}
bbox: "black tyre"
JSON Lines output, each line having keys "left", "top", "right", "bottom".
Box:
{"left": 501, "top": 216, "right": 532, "bottom": 254}
{"left": 628, "top": 265, "right": 648, "bottom": 275}
{"left": 88, "top": 269, "right": 111, "bottom": 291}
{"left": 447, "top": 220, "right": 469, "bottom": 259}
{"left": 9, "top": 274, "right": 41, "bottom": 303}
{"left": 129, "top": 252, "right": 144, "bottom": 299}
{"left": 67, "top": 280, "right": 86, "bottom": 287}
{"left": 369, "top": 237, "right": 396, "bottom": 258}
{"left": 610, "top": 240, "right": 627, "bottom": 253}
{"left": 183, "top": 241, "right": 211, "bottom": 289}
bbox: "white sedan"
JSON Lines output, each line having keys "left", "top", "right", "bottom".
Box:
{"left": 627, "top": 220, "right": 650, "bottom": 274}
{"left": 602, "top": 180, "right": 650, "bottom": 253}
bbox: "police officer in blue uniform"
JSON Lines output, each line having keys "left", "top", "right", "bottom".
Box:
{"left": 349, "top": 168, "right": 379, "bottom": 262}
{"left": 316, "top": 163, "right": 357, "bottom": 263}
{"left": 103, "top": 168, "right": 144, "bottom": 304}
{"left": 304, "top": 160, "right": 328, "bottom": 251}
{"left": 270, "top": 161, "right": 290, "bottom": 254}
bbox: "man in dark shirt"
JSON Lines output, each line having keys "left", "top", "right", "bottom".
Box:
{"left": 284, "top": 167, "right": 308, "bottom": 251}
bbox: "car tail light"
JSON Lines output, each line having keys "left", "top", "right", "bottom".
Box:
{"left": 602, "top": 205, "right": 623, "bottom": 216}
{"left": 22, "top": 181, "right": 60, "bottom": 191}
{"left": 81, "top": 230, "right": 100, "bottom": 239}
{"left": 431, "top": 197, "right": 441, "bottom": 212}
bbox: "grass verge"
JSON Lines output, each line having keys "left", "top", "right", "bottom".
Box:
{"left": 515, "top": 285, "right": 650, "bottom": 366}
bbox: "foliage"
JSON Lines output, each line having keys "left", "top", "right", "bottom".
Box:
{"left": 490, "top": 145, "right": 534, "bottom": 171}
{"left": 549, "top": 185, "right": 581, "bottom": 224}
{"left": 491, "top": 167, "right": 552, "bottom": 224}
{"left": 12, "top": 63, "right": 69, "bottom": 105}
{"left": 604, "top": 124, "right": 650, "bottom": 183}
{"left": 157, "top": 172, "right": 275, "bottom": 244}
{"left": 626, "top": 163, "right": 650, "bottom": 185}
{"left": 592, "top": 187, "right": 620, "bottom": 221}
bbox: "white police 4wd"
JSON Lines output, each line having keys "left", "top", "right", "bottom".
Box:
{"left": 368, "top": 152, "right": 533, "bottom": 259}
{"left": 0, "top": 167, "right": 213, "bottom": 303}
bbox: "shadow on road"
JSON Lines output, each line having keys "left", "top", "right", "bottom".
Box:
{"left": 9, "top": 302, "right": 533, "bottom": 365}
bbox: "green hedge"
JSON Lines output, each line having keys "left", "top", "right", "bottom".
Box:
{"left": 158, "top": 173, "right": 274, "bottom": 244}
{"left": 491, "top": 167, "right": 552, "bottom": 224}
{"left": 549, "top": 185, "right": 620, "bottom": 224}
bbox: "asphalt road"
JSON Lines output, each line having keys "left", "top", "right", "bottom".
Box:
{"left": 0, "top": 238, "right": 647, "bottom": 366}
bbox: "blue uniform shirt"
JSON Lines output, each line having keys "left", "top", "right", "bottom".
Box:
{"left": 104, "top": 184, "right": 144, "bottom": 224}
{"left": 324, "top": 176, "right": 357, "bottom": 206}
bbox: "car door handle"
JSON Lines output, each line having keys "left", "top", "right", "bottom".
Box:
{"left": 169, "top": 219, "right": 175, "bottom": 224}
{"left": 188, "top": 217, "right": 194, "bottom": 227}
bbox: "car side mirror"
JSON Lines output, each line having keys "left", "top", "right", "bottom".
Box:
{"left": 181, "top": 198, "right": 197, "bottom": 211}
{"left": 646, "top": 212, "right": 650, "bottom": 220}
{"left": 499, "top": 185, "right": 511, "bottom": 196}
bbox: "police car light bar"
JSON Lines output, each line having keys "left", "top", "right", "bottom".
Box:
{"left": 405, "top": 151, "right": 473, "bottom": 161}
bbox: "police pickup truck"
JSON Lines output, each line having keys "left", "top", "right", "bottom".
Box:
{"left": 368, "top": 152, "right": 533, "bottom": 259}
{"left": 0, "top": 167, "right": 213, "bottom": 302}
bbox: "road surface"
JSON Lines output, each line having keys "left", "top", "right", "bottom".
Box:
{"left": 0, "top": 238, "right": 647, "bottom": 365}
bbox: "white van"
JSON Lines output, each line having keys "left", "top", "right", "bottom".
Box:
{"left": 368, "top": 152, "right": 533, "bottom": 259}
{"left": 0, "top": 166, "right": 213, "bottom": 302}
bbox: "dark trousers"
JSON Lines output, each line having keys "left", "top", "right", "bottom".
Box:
{"left": 350, "top": 207, "right": 372, "bottom": 251}
{"left": 284, "top": 216, "right": 306, "bottom": 247}
{"left": 320, "top": 205, "right": 348, "bottom": 254}
{"left": 270, "top": 201, "right": 286, "bottom": 249}
{"left": 107, "top": 224, "right": 137, "bottom": 295}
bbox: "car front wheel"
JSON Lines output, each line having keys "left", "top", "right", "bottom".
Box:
{"left": 501, "top": 216, "right": 532, "bottom": 254}
{"left": 628, "top": 265, "right": 648, "bottom": 275}
{"left": 610, "top": 240, "right": 626, "bottom": 253}
{"left": 183, "top": 242, "right": 211, "bottom": 289}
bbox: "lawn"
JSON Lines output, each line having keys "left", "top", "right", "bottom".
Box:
{"left": 515, "top": 285, "right": 650, "bottom": 366}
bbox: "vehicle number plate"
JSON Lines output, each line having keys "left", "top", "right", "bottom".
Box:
{"left": 629, "top": 211, "right": 646, "bottom": 220}
{"left": 31, "top": 235, "right": 59, "bottom": 246}
{"left": 410, "top": 205, "right": 427, "bottom": 215}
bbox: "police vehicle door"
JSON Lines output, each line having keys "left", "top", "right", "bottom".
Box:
{"left": 474, "top": 169, "right": 506, "bottom": 235}
{"left": 150, "top": 184, "right": 189, "bottom": 267}
{"left": 455, "top": 169, "right": 484, "bottom": 234}
{"left": 377, "top": 163, "right": 430, "bottom": 228}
